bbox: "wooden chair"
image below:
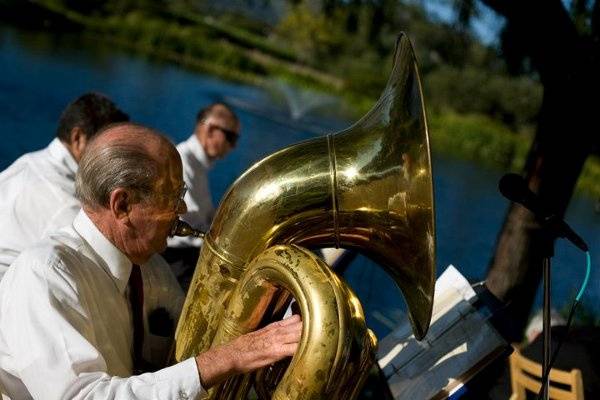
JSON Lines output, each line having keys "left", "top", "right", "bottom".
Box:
{"left": 509, "top": 345, "right": 584, "bottom": 400}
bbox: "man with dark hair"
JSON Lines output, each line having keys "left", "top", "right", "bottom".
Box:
{"left": 0, "top": 92, "right": 128, "bottom": 279}
{"left": 0, "top": 123, "right": 301, "bottom": 399}
{"left": 55, "top": 92, "right": 129, "bottom": 157}
{"left": 165, "top": 102, "right": 240, "bottom": 289}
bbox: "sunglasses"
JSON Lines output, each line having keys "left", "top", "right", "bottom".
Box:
{"left": 208, "top": 123, "right": 239, "bottom": 146}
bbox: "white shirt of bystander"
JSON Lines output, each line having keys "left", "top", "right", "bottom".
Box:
{"left": 0, "top": 138, "right": 81, "bottom": 279}
{"left": 0, "top": 210, "right": 204, "bottom": 400}
{"left": 168, "top": 134, "right": 215, "bottom": 248}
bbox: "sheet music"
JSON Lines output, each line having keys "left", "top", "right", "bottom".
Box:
{"left": 377, "top": 265, "right": 507, "bottom": 399}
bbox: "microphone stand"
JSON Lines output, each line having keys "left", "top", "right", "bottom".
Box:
{"left": 498, "top": 173, "right": 589, "bottom": 399}
{"left": 541, "top": 248, "right": 552, "bottom": 400}
{"left": 538, "top": 216, "right": 560, "bottom": 400}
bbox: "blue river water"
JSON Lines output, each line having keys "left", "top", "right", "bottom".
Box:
{"left": 1, "top": 25, "right": 598, "bottom": 338}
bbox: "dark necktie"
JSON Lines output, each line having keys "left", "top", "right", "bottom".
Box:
{"left": 128, "top": 264, "right": 144, "bottom": 372}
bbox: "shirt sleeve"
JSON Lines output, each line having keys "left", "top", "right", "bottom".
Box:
{"left": 3, "top": 253, "right": 205, "bottom": 400}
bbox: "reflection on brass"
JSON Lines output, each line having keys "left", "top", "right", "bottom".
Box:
{"left": 173, "top": 32, "right": 436, "bottom": 396}
{"left": 170, "top": 219, "right": 205, "bottom": 239}
{"left": 209, "top": 245, "right": 376, "bottom": 399}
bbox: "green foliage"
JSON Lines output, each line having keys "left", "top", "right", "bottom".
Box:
{"left": 428, "top": 111, "right": 600, "bottom": 197}
{"left": 126, "top": 14, "right": 266, "bottom": 75}
{"left": 425, "top": 66, "right": 542, "bottom": 129}
{"left": 411, "top": 22, "right": 472, "bottom": 71}
{"left": 429, "top": 112, "right": 525, "bottom": 168}
{"left": 338, "top": 51, "right": 390, "bottom": 99}
{"left": 274, "top": 4, "right": 347, "bottom": 64}
{"left": 169, "top": 10, "right": 300, "bottom": 63}
{"left": 578, "top": 156, "right": 600, "bottom": 198}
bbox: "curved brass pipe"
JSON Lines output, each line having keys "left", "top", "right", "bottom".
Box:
{"left": 174, "top": 32, "right": 435, "bottom": 361}
{"left": 209, "top": 245, "right": 376, "bottom": 400}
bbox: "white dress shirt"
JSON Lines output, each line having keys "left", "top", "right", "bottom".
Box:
{"left": 168, "top": 134, "right": 215, "bottom": 248}
{"left": 0, "top": 211, "right": 204, "bottom": 399}
{"left": 0, "top": 138, "right": 81, "bottom": 280}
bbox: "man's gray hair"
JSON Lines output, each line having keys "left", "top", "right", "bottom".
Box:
{"left": 75, "top": 141, "right": 158, "bottom": 208}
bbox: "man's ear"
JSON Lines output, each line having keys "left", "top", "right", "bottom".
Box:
{"left": 68, "top": 127, "right": 88, "bottom": 162}
{"left": 109, "top": 188, "right": 132, "bottom": 221}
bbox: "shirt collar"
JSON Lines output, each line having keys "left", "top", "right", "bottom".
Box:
{"left": 48, "top": 138, "right": 79, "bottom": 178}
{"left": 73, "top": 209, "right": 132, "bottom": 294}
{"left": 186, "top": 134, "right": 213, "bottom": 170}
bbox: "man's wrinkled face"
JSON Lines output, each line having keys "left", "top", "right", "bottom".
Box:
{"left": 127, "top": 151, "right": 186, "bottom": 261}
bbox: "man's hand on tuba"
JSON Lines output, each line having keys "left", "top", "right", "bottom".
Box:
{"left": 195, "top": 314, "right": 302, "bottom": 388}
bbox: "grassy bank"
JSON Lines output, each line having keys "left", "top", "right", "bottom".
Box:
{"left": 22, "top": 1, "right": 600, "bottom": 199}
{"left": 430, "top": 113, "right": 600, "bottom": 198}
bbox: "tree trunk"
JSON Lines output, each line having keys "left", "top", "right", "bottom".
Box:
{"left": 486, "top": 103, "right": 591, "bottom": 339}
{"left": 481, "top": 0, "right": 597, "bottom": 340}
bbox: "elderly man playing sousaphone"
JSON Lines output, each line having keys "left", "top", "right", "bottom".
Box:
{"left": 0, "top": 123, "right": 301, "bottom": 399}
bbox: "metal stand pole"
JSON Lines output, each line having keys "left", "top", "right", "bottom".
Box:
{"left": 541, "top": 257, "right": 551, "bottom": 400}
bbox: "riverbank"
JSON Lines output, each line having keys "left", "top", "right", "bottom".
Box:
{"left": 5, "top": 1, "right": 600, "bottom": 198}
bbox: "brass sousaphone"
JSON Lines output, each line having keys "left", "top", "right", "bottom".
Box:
{"left": 171, "top": 33, "right": 436, "bottom": 399}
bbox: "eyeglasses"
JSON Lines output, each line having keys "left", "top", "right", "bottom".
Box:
{"left": 173, "top": 184, "right": 188, "bottom": 210}
{"left": 208, "top": 123, "right": 239, "bottom": 147}
{"left": 155, "top": 183, "right": 187, "bottom": 211}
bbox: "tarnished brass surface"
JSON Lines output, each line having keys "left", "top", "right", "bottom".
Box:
{"left": 209, "top": 245, "right": 376, "bottom": 400}
{"left": 173, "top": 32, "right": 435, "bottom": 364}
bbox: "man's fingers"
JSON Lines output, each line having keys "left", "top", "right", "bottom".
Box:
{"left": 254, "top": 319, "right": 302, "bottom": 343}
{"left": 275, "top": 342, "right": 298, "bottom": 358}
{"left": 272, "top": 314, "right": 301, "bottom": 327}
{"left": 286, "top": 321, "right": 303, "bottom": 340}
{"left": 273, "top": 324, "right": 303, "bottom": 345}
{"left": 269, "top": 319, "right": 302, "bottom": 343}
{"left": 229, "top": 315, "right": 303, "bottom": 373}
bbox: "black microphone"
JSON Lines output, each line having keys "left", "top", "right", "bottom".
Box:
{"left": 498, "top": 173, "right": 589, "bottom": 252}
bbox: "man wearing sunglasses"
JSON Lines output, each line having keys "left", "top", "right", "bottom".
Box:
{"left": 165, "top": 102, "right": 240, "bottom": 289}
